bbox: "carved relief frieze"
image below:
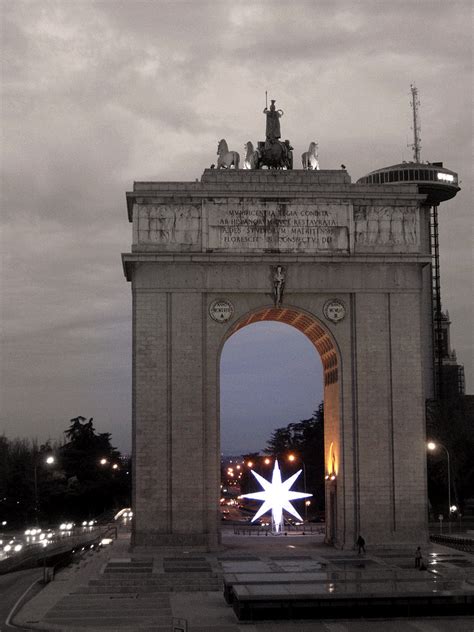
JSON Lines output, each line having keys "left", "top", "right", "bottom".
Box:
{"left": 135, "top": 204, "right": 201, "bottom": 247}
{"left": 354, "top": 206, "right": 419, "bottom": 250}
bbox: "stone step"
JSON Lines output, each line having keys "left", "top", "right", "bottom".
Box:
{"left": 58, "top": 593, "right": 171, "bottom": 601}
{"left": 50, "top": 603, "right": 172, "bottom": 613}
{"left": 45, "top": 612, "right": 171, "bottom": 621}
{"left": 43, "top": 617, "right": 171, "bottom": 627}
{"left": 50, "top": 607, "right": 171, "bottom": 616}
{"left": 54, "top": 602, "right": 171, "bottom": 611}
{"left": 163, "top": 556, "right": 207, "bottom": 560}
{"left": 163, "top": 560, "right": 211, "bottom": 565}
{"left": 95, "top": 575, "right": 214, "bottom": 580}
{"left": 163, "top": 567, "right": 212, "bottom": 573}
{"left": 163, "top": 560, "right": 212, "bottom": 571}
{"left": 90, "top": 576, "right": 219, "bottom": 585}
{"left": 88, "top": 583, "right": 220, "bottom": 589}
{"left": 48, "top": 628, "right": 170, "bottom": 632}
{"left": 108, "top": 559, "right": 152, "bottom": 564}
{"left": 104, "top": 568, "right": 152, "bottom": 573}
{"left": 107, "top": 559, "right": 153, "bottom": 566}
{"left": 48, "top": 611, "right": 172, "bottom": 618}
{"left": 105, "top": 567, "right": 153, "bottom": 572}
{"left": 93, "top": 585, "right": 220, "bottom": 592}
{"left": 106, "top": 562, "right": 153, "bottom": 567}
{"left": 163, "top": 560, "right": 211, "bottom": 564}
{"left": 56, "top": 627, "right": 170, "bottom": 632}
{"left": 74, "top": 583, "right": 219, "bottom": 593}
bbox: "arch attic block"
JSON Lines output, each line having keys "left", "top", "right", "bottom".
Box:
{"left": 122, "top": 169, "right": 433, "bottom": 550}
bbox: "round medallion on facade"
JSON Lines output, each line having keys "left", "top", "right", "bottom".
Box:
{"left": 323, "top": 298, "right": 346, "bottom": 323}
{"left": 209, "top": 299, "right": 234, "bottom": 323}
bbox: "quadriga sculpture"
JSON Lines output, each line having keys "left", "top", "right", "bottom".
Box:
{"left": 243, "top": 141, "right": 260, "bottom": 169}
{"left": 217, "top": 139, "right": 240, "bottom": 169}
{"left": 301, "top": 141, "right": 320, "bottom": 170}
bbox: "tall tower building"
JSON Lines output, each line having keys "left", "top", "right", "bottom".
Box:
{"left": 357, "top": 86, "right": 461, "bottom": 401}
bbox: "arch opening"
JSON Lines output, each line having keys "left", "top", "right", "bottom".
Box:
{"left": 219, "top": 306, "right": 342, "bottom": 545}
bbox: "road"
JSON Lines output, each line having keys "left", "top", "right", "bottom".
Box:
{"left": 0, "top": 567, "right": 42, "bottom": 631}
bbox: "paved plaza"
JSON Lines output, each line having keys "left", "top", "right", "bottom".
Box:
{"left": 12, "top": 527, "right": 474, "bottom": 631}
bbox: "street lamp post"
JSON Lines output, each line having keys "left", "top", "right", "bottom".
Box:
{"left": 427, "top": 441, "right": 452, "bottom": 533}
{"left": 288, "top": 454, "right": 308, "bottom": 522}
{"left": 33, "top": 455, "right": 56, "bottom": 526}
{"left": 33, "top": 465, "right": 39, "bottom": 525}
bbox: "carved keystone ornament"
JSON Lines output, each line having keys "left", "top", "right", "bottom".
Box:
{"left": 323, "top": 298, "right": 346, "bottom": 323}
{"left": 209, "top": 299, "right": 234, "bottom": 323}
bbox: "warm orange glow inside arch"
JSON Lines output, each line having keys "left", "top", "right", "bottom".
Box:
{"left": 226, "top": 306, "right": 338, "bottom": 386}
{"left": 328, "top": 441, "right": 338, "bottom": 476}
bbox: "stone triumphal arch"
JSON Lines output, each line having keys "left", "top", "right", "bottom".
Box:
{"left": 123, "top": 166, "right": 433, "bottom": 550}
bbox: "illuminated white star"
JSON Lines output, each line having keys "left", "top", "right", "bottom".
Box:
{"left": 242, "top": 460, "right": 312, "bottom": 533}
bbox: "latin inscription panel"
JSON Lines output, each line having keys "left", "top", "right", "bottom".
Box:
{"left": 205, "top": 201, "right": 351, "bottom": 253}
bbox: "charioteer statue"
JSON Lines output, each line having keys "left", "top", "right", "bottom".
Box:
{"left": 263, "top": 100, "right": 284, "bottom": 145}
{"left": 241, "top": 98, "right": 293, "bottom": 170}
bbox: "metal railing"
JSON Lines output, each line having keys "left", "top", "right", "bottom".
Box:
{"left": 429, "top": 533, "right": 474, "bottom": 553}
{"left": 44, "top": 524, "right": 118, "bottom": 583}
{"left": 233, "top": 524, "right": 325, "bottom": 536}
{"left": 0, "top": 524, "right": 118, "bottom": 578}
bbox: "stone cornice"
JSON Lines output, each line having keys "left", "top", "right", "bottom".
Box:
{"left": 121, "top": 251, "right": 431, "bottom": 282}
{"left": 126, "top": 170, "right": 427, "bottom": 221}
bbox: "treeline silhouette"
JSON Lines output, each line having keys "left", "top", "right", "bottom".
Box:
{"left": 0, "top": 416, "right": 131, "bottom": 527}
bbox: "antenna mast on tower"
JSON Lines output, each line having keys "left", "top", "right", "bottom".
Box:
{"left": 409, "top": 83, "right": 422, "bottom": 162}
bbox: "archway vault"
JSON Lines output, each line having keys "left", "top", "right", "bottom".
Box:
{"left": 222, "top": 304, "right": 341, "bottom": 544}
{"left": 225, "top": 306, "right": 339, "bottom": 386}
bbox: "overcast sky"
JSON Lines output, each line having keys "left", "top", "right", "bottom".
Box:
{"left": 1, "top": 0, "right": 472, "bottom": 455}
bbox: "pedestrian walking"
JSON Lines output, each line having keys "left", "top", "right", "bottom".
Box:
{"left": 356, "top": 535, "right": 366, "bottom": 555}
{"left": 415, "top": 546, "right": 422, "bottom": 569}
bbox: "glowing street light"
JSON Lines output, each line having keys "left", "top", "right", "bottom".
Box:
{"left": 427, "top": 441, "right": 453, "bottom": 532}
{"left": 264, "top": 458, "right": 271, "bottom": 465}
{"left": 99, "top": 458, "right": 108, "bottom": 466}
{"left": 34, "top": 454, "right": 56, "bottom": 525}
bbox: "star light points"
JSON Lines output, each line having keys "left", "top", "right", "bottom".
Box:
{"left": 242, "top": 460, "right": 312, "bottom": 534}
